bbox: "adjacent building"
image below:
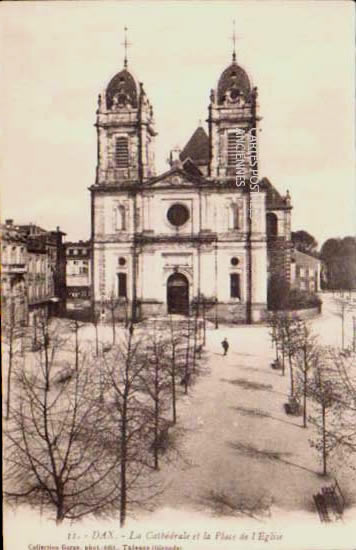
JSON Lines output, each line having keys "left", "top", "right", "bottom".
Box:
{"left": 90, "top": 47, "right": 292, "bottom": 323}
{"left": 1, "top": 220, "right": 66, "bottom": 328}
{"left": 1, "top": 221, "right": 28, "bottom": 328}
{"left": 291, "top": 249, "right": 321, "bottom": 293}
{"left": 65, "top": 240, "right": 91, "bottom": 311}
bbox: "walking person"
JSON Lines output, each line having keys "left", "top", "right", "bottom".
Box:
{"left": 221, "top": 337, "right": 229, "bottom": 356}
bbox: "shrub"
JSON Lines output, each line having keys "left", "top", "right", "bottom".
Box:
{"left": 268, "top": 276, "right": 321, "bottom": 311}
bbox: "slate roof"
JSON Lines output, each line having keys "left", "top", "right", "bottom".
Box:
{"left": 291, "top": 249, "right": 321, "bottom": 268}
{"left": 180, "top": 127, "right": 209, "bottom": 167}
{"left": 259, "top": 177, "right": 291, "bottom": 209}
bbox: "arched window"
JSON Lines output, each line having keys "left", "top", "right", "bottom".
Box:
{"left": 266, "top": 213, "right": 278, "bottom": 237}
{"left": 115, "top": 205, "right": 126, "bottom": 231}
{"left": 232, "top": 204, "right": 240, "bottom": 230}
{"left": 118, "top": 273, "right": 127, "bottom": 298}
{"left": 230, "top": 273, "right": 241, "bottom": 299}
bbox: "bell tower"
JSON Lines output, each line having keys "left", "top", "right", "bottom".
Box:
{"left": 95, "top": 30, "right": 156, "bottom": 186}
{"left": 208, "top": 34, "right": 259, "bottom": 181}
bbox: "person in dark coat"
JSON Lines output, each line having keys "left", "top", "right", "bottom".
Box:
{"left": 221, "top": 337, "right": 229, "bottom": 356}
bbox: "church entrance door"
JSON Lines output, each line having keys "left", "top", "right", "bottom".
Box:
{"left": 167, "top": 273, "right": 189, "bottom": 315}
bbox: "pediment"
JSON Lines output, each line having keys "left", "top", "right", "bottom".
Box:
{"left": 146, "top": 168, "right": 204, "bottom": 188}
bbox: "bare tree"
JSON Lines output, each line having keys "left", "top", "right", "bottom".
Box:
{"left": 308, "top": 350, "right": 341, "bottom": 476}
{"left": 4, "top": 326, "right": 117, "bottom": 523}
{"left": 3, "top": 299, "right": 22, "bottom": 420}
{"left": 92, "top": 308, "right": 100, "bottom": 357}
{"left": 166, "top": 316, "right": 186, "bottom": 424}
{"left": 333, "top": 295, "right": 356, "bottom": 349}
{"left": 295, "top": 322, "right": 319, "bottom": 428}
{"left": 268, "top": 312, "right": 280, "bottom": 365}
{"left": 281, "top": 315, "right": 301, "bottom": 397}
{"left": 106, "top": 292, "right": 120, "bottom": 345}
{"left": 140, "top": 324, "right": 171, "bottom": 471}
{"left": 328, "top": 348, "right": 356, "bottom": 469}
{"left": 269, "top": 314, "right": 287, "bottom": 375}
{"left": 69, "top": 319, "right": 85, "bottom": 373}
{"left": 102, "top": 328, "right": 152, "bottom": 527}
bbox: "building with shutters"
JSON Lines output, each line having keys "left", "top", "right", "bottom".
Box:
{"left": 65, "top": 241, "right": 91, "bottom": 311}
{"left": 90, "top": 45, "right": 292, "bottom": 323}
{"left": 291, "top": 249, "right": 321, "bottom": 293}
{"left": 1, "top": 220, "right": 66, "bottom": 329}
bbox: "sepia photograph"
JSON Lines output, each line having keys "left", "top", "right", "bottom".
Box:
{"left": 1, "top": 1, "right": 355, "bottom": 549}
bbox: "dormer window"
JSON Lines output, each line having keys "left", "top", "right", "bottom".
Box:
{"left": 115, "top": 137, "right": 129, "bottom": 168}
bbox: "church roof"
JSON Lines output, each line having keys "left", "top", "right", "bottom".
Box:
{"left": 147, "top": 166, "right": 206, "bottom": 188}
{"left": 181, "top": 158, "right": 204, "bottom": 177}
{"left": 106, "top": 68, "right": 138, "bottom": 109}
{"left": 217, "top": 60, "right": 251, "bottom": 104}
{"left": 291, "top": 249, "right": 321, "bottom": 268}
{"left": 260, "top": 177, "right": 291, "bottom": 209}
{"left": 180, "top": 127, "right": 209, "bottom": 167}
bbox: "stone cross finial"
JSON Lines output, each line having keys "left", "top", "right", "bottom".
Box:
{"left": 122, "top": 26, "right": 131, "bottom": 68}
{"left": 231, "top": 20, "right": 237, "bottom": 62}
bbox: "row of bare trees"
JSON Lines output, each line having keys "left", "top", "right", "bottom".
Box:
{"left": 4, "top": 312, "right": 206, "bottom": 526}
{"left": 269, "top": 313, "right": 356, "bottom": 476}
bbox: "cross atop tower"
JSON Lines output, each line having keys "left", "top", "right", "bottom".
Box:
{"left": 121, "top": 26, "right": 131, "bottom": 68}
{"left": 231, "top": 19, "right": 237, "bottom": 63}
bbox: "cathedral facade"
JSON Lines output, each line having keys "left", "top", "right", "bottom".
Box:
{"left": 90, "top": 50, "right": 292, "bottom": 323}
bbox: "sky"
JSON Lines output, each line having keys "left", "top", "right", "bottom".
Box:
{"left": 0, "top": 0, "right": 355, "bottom": 247}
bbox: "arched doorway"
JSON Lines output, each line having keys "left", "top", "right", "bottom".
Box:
{"left": 167, "top": 273, "right": 189, "bottom": 315}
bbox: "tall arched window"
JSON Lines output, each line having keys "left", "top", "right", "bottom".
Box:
{"left": 118, "top": 273, "right": 127, "bottom": 298}
{"left": 232, "top": 204, "right": 240, "bottom": 230}
{"left": 230, "top": 273, "right": 241, "bottom": 299}
{"left": 266, "top": 213, "right": 278, "bottom": 237}
{"left": 115, "top": 205, "right": 126, "bottom": 231}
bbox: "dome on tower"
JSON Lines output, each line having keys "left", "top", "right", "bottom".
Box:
{"left": 106, "top": 68, "right": 138, "bottom": 109}
{"left": 217, "top": 61, "right": 251, "bottom": 104}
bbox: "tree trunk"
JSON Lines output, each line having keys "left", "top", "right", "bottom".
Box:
{"left": 75, "top": 326, "right": 79, "bottom": 373}
{"left": 193, "top": 309, "right": 198, "bottom": 373}
{"left": 322, "top": 403, "right": 327, "bottom": 476}
{"left": 288, "top": 354, "right": 294, "bottom": 396}
{"left": 171, "top": 360, "right": 177, "bottom": 424}
{"left": 44, "top": 331, "right": 50, "bottom": 392}
{"left": 341, "top": 309, "right": 345, "bottom": 350}
{"left": 153, "top": 361, "right": 159, "bottom": 470}
{"left": 112, "top": 310, "right": 116, "bottom": 345}
{"left": 303, "top": 370, "right": 307, "bottom": 428}
{"left": 184, "top": 320, "right": 190, "bottom": 395}
{"left": 202, "top": 300, "right": 206, "bottom": 347}
{"left": 154, "top": 405, "right": 159, "bottom": 471}
{"left": 56, "top": 493, "right": 65, "bottom": 524}
{"left": 6, "top": 327, "right": 14, "bottom": 420}
{"left": 120, "top": 399, "right": 127, "bottom": 527}
{"left": 95, "top": 322, "right": 99, "bottom": 357}
{"left": 281, "top": 343, "right": 285, "bottom": 376}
